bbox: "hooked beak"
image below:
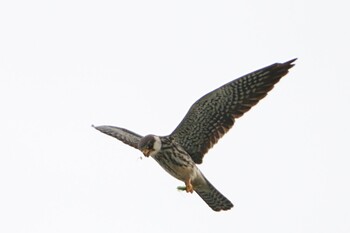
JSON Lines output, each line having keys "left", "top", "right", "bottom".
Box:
{"left": 142, "top": 149, "right": 151, "bottom": 157}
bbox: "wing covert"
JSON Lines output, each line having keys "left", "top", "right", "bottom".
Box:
{"left": 170, "top": 59, "right": 296, "bottom": 164}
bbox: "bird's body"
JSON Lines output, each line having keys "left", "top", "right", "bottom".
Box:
{"left": 150, "top": 136, "right": 198, "bottom": 183}
{"left": 94, "top": 59, "right": 296, "bottom": 211}
{"left": 138, "top": 135, "right": 233, "bottom": 211}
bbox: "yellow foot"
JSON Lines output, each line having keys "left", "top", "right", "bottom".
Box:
{"left": 185, "top": 179, "right": 193, "bottom": 193}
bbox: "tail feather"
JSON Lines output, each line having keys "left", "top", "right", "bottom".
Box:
{"left": 195, "top": 179, "right": 233, "bottom": 211}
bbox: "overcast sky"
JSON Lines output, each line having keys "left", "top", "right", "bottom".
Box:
{"left": 1, "top": 0, "right": 349, "bottom": 232}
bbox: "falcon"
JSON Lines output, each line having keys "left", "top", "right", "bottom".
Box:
{"left": 94, "top": 59, "right": 296, "bottom": 211}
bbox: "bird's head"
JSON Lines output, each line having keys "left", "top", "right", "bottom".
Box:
{"left": 138, "top": 135, "right": 161, "bottom": 157}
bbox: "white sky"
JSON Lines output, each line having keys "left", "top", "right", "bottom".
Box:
{"left": 1, "top": 0, "right": 349, "bottom": 232}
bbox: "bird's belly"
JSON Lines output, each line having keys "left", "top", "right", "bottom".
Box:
{"left": 166, "top": 164, "right": 194, "bottom": 181}
{"left": 152, "top": 153, "right": 197, "bottom": 182}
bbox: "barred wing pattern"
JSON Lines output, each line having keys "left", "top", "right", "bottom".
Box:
{"left": 93, "top": 125, "right": 143, "bottom": 150}
{"left": 170, "top": 59, "right": 296, "bottom": 164}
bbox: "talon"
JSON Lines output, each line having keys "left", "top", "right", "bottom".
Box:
{"left": 185, "top": 178, "right": 193, "bottom": 193}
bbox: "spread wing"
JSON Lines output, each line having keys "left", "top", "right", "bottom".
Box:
{"left": 93, "top": 125, "right": 143, "bottom": 150}
{"left": 170, "top": 59, "right": 296, "bottom": 164}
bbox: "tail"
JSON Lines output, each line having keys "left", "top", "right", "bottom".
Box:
{"left": 195, "top": 178, "right": 233, "bottom": 211}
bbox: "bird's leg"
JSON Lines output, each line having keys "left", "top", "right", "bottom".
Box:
{"left": 185, "top": 178, "right": 193, "bottom": 193}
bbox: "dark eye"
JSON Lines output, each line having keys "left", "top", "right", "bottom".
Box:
{"left": 147, "top": 143, "right": 153, "bottom": 149}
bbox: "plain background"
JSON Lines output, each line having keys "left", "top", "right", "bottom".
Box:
{"left": 1, "top": 0, "right": 349, "bottom": 232}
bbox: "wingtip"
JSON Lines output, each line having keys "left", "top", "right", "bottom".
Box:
{"left": 91, "top": 124, "right": 103, "bottom": 131}
{"left": 286, "top": 58, "right": 297, "bottom": 67}
{"left": 91, "top": 124, "right": 100, "bottom": 130}
{"left": 277, "top": 58, "right": 297, "bottom": 70}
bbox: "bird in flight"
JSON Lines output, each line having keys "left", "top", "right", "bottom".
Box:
{"left": 94, "top": 59, "right": 296, "bottom": 211}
